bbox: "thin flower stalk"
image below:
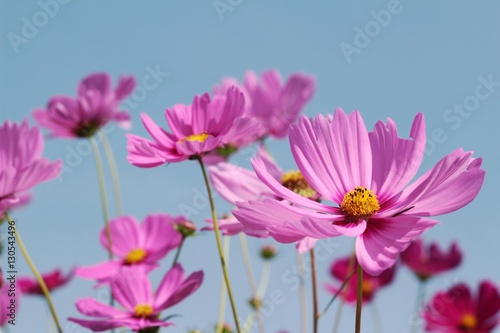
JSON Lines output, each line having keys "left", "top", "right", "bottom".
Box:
{"left": 98, "top": 130, "right": 123, "bottom": 216}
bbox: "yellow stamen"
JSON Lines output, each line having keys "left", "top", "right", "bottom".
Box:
{"left": 459, "top": 313, "right": 477, "bottom": 330}
{"left": 340, "top": 186, "right": 380, "bottom": 222}
{"left": 134, "top": 304, "right": 154, "bottom": 318}
{"left": 124, "top": 248, "right": 147, "bottom": 264}
{"left": 281, "top": 170, "right": 317, "bottom": 200}
{"left": 178, "top": 132, "right": 209, "bottom": 143}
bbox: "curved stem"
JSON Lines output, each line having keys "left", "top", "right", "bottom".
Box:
{"left": 239, "top": 233, "right": 258, "bottom": 295}
{"left": 355, "top": 263, "right": 363, "bottom": 333}
{"left": 310, "top": 249, "right": 319, "bottom": 333}
{"left": 217, "top": 236, "right": 231, "bottom": 333}
{"left": 171, "top": 237, "right": 185, "bottom": 268}
{"left": 297, "top": 252, "right": 308, "bottom": 333}
{"left": 89, "top": 137, "right": 113, "bottom": 260}
{"left": 197, "top": 157, "right": 241, "bottom": 333}
{"left": 5, "top": 212, "right": 62, "bottom": 333}
{"left": 98, "top": 131, "right": 123, "bottom": 216}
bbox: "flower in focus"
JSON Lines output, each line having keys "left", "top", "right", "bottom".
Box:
{"left": 214, "top": 69, "right": 315, "bottom": 139}
{"left": 18, "top": 268, "right": 73, "bottom": 295}
{"left": 400, "top": 238, "right": 462, "bottom": 281}
{"left": 69, "top": 265, "right": 204, "bottom": 332}
{"left": 127, "top": 87, "right": 260, "bottom": 167}
{"left": 325, "top": 255, "right": 396, "bottom": 304}
{"left": 423, "top": 280, "right": 500, "bottom": 332}
{"left": 234, "top": 109, "right": 485, "bottom": 275}
{"left": 207, "top": 146, "right": 319, "bottom": 252}
{"left": 0, "top": 120, "right": 61, "bottom": 217}
{"left": 76, "top": 214, "right": 182, "bottom": 282}
{"left": 33, "top": 72, "right": 135, "bottom": 138}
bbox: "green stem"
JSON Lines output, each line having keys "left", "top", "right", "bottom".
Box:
{"left": 243, "top": 261, "right": 270, "bottom": 333}
{"left": 217, "top": 236, "right": 231, "bottom": 333}
{"left": 332, "top": 251, "right": 356, "bottom": 333}
{"left": 311, "top": 249, "right": 319, "bottom": 333}
{"left": 98, "top": 130, "right": 123, "bottom": 216}
{"left": 297, "top": 252, "right": 308, "bottom": 333}
{"left": 239, "top": 233, "right": 258, "bottom": 295}
{"left": 319, "top": 269, "right": 355, "bottom": 317}
{"left": 89, "top": 137, "right": 113, "bottom": 260}
{"left": 197, "top": 158, "right": 241, "bottom": 333}
{"left": 171, "top": 237, "right": 185, "bottom": 268}
{"left": 410, "top": 280, "right": 427, "bottom": 333}
{"left": 355, "top": 264, "right": 363, "bottom": 333}
{"left": 5, "top": 212, "right": 63, "bottom": 333}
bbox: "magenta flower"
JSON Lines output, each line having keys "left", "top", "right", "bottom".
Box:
{"left": 233, "top": 109, "right": 485, "bottom": 275}
{"left": 325, "top": 255, "right": 396, "bottom": 304}
{"left": 423, "top": 280, "right": 500, "bottom": 332}
{"left": 127, "top": 87, "right": 260, "bottom": 167}
{"left": 33, "top": 72, "right": 135, "bottom": 138}
{"left": 76, "top": 214, "right": 182, "bottom": 282}
{"left": 207, "top": 146, "right": 318, "bottom": 252}
{"left": 0, "top": 120, "right": 61, "bottom": 217}
{"left": 18, "top": 268, "right": 73, "bottom": 295}
{"left": 69, "top": 265, "right": 204, "bottom": 332}
{"left": 400, "top": 238, "right": 462, "bottom": 281}
{"left": 214, "top": 69, "right": 315, "bottom": 139}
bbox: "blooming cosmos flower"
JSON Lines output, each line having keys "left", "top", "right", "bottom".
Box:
{"left": 325, "top": 255, "right": 396, "bottom": 304}
{"left": 423, "top": 280, "right": 500, "bottom": 332}
{"left": 69, "top": 265, "right": 204, "bottom": 331}
{"left": 18, "top": 268, "right": 73, "bottom": 295}
{"left": 127, "top": 87, "right": 260, "bottom": 167}
{"left": 0, "top": 120, "right": 61, "bottom": 217}
{"left": 76, "top": 214, "right": 182, "bottom": 282}
{"left": 233, "top": 109, "right": 485, "bottom": 275}
{"left": 400, "top": 238, "right": 462, "bottom": 281}
{"left": 214, "top": 69, "right": 315, "bottom": 139}
{"left": 33, "top": 72, "right": 135, "bottom": 138}
{"left": 207, "top": 146, "right": 318, "bottom": 252}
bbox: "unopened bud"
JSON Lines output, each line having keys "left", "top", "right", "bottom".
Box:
{"left": 260, "top": 245, "right": 277, "bottom": 260}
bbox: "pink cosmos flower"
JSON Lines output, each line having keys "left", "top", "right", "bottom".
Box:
{"left": 233, "top": 109, "right": 485, "bottom": 275}
{"left": 76, "top": 214, "right": 182, "bottom": 282}
{"left": 214, "top": 69, "right": 315, "bottom": 139}
{"left": 33, "top": 72, "right": 135, "bottom": 138}
{"left": 400, "top": 238, "right": 462, "bottom": 281}
{"left": 423, "top": 280, "right": 500, "bottom": 332}
{"left": 18, "top": 268, "right": 73, "bottom": 295}
{"left": 126, "top": 87, "right": 260, "bottom": 167}
{"left": 0, "top": 120, "right": 61, "bottom": 217}
{"left": 207, "top": 146, "right": 318, "bottom": 252}
{"left": 69, "top": 265, "right": 204, "bottom": 332}
{"left": 325, "top": 255, "right": 396, "bottom": 304}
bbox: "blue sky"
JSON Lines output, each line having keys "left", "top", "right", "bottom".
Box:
{"left": 1, "top": 1, "right": 499, "bottom": 332}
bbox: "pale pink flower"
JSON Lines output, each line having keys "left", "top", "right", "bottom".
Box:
{"left": 0, "top": 120, "right": 61, "bottom": 217}
{"left": 76, "top": 214, "right": 182, "bottom": 282}
{"left": 69, "top": 265, "right": 204, "bottom": 332}
{"left": 400, "top": 238, "right": 462, "bottom": 281}
{"left": 234, "top": 109, "right": 485, "bottom": 275}
{"left": 207, "top": 146, "right": 318, "bottom": 252}
{"left": 214, "top": 69, "right": 315, "bottom": 139}
{"left": 127, "top": 87, "right": 260, "bottom": 167}
{"left": 18, "top": 268, "right": 73, "bottom": 295}
{"left": 33, "top": 72, "right": 135, "bottom": 138}
{"left": 423, "top": 280, "right": 500, "bottom": 332}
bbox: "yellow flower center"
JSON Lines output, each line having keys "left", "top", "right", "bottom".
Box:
{"left": 361, "top": 280, "right": 374, "bottom": 295}
{"left": 178, "top": 132, "right": 209, "bottom": 143}
{"left": 459, "top": 313, "right": 477, "bottom": 330}
{"left": 124, "top": 248, "right": 147, "bottom": 264}
{"left": 134, "top": 304, "right": 154, "bottom": 318}
{"left": 340, "top": 186, "right": 380, "bottom": 222}
{"left": 281, "top": 171, "right": 317, "bottom": 200}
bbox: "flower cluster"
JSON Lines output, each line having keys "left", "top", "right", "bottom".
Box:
{"left": 0, "top": 69, "right": 498, "bottom": 333}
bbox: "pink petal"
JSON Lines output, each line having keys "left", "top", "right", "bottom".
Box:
{"left": 75, "top": 261, "right": 122, "bottom": 281}
{"left": 100, "top": 216, "right": 142, "bottom": 257}
{"left": 369, "top": 113, "right": 426, "bottom": 203}
{"left": 68, "top": 317, "right": 129, "bottom": 332}
{"left": 78, "top": 73, "right": 111, "bottom": 96}
{"left": 111, "top": 266, "right": 152, "bottom": 311}
{"left": 296, "top": 237, "right": 318, "bottom": 253}
{"left": 155, "top": 265, "right": 204, "bottom": 309}
{"left": 290, "top": 110, "right": 372, "bottom": 204}
{"left": 141, "top": 214, "right": 182, "bottom": 260}
{"left": 75, "top": 297, "right": 128, "bottom": 317}
{"left": 114, "top": 75, "right": 136, "bottom": 101}
{"left": 356, "top": 217, "right": 438, "bottom": 275}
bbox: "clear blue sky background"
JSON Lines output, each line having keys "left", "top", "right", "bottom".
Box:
{"left": 1, "top": 1, "right": 499, "bottom": 332}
